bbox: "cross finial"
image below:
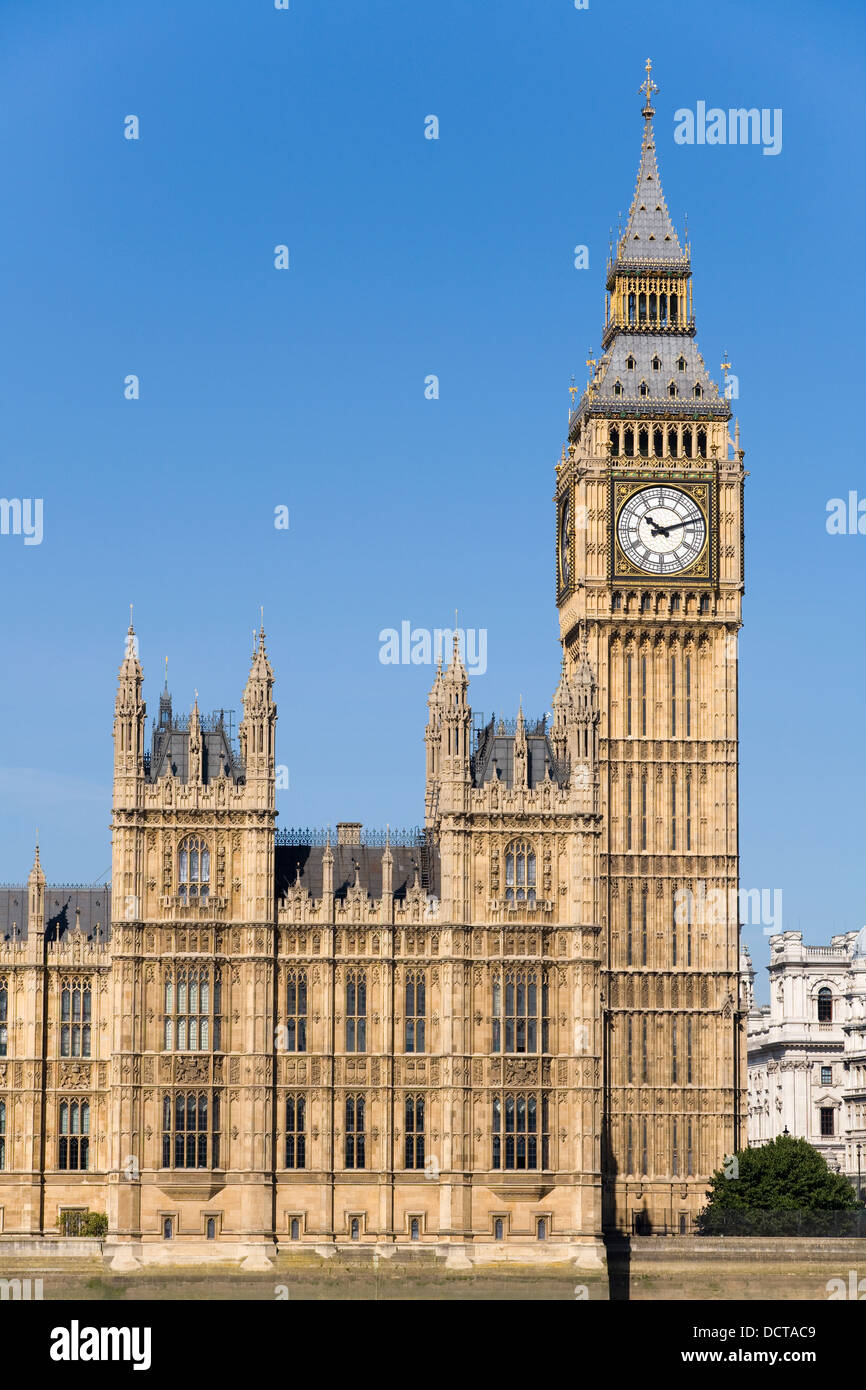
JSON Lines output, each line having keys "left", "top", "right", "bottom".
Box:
{"left": 639, "top": 57, "right": 658, "bottom": 111}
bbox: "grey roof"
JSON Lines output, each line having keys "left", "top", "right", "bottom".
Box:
{"left": 275, "top": 844, "right": 440, "bottom": 902}
{"left": 0, "top": 886, "right": 111, "bottom": 942}
{"left": 591, "top": 333, "right": 724, "bottom": 412}
{"left": 615, "top": 116, "right": 687, "bottom": 266}
{"left": 147, "top": 696, "right": 242, "bottom": 783}
{"left": 471, "top": 719, "right": 566, "bottom": 790}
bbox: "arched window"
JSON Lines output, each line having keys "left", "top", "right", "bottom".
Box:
{"left": 161, "top": 1091, "right": 219, "bottom": 1169}
{"left": 178, "top": 835, "right": 210, "bottom": 903}
{"left": 164, "top": 968, "right": 219, "bottom": 1052}
{"left": 659, "top": 292, "right": 668, "bottom": 325}
{"left": 668, "top": 381, "right": 678, "bottom": 398}
{"left": 290, "top": 1218, "right": 300, "bottom": 1241}
{"left": 163, "top": 1218, "right": 173, "bottom": 1240}
{"left": 285, "top": 969, "right": 307, "bottom": 1053}
{"left": 638, "top": 427, "right": 649, "bottom": 458}
{"left": 677, "top": 354, "right": 686, "bottom": 372}
{"left": 649, "top": 292, "right": 657, "bottom": 322}
{"left": 651, "top": 355, "right": 661, "bottom": 371}
{"left": 492, "top": 969, "right": 548, "bottom": 1053}
{"left": 817, "top": 988, "right": 833, "bottom": 1023}
{"left": 693, "top": 383, "right": 703, "bottom": 399}
{"left": 627, "top": 293, "right": 636, "bottom": 324}
{"left": 345, "top": 1096, "right": 365, "bottom": 1169}
{"left": 504, "top": 841, "right": 536, "bottom": 906}
{"left": 639, "top": 381, "right": 648, "bottom": 398}
{"left": 350, "top": 1217, "right": 360, "bottom": 1241}
{"left": 286, "top": 1095, "right": 306, "bottom": 1169}
{"left": 58, "top": 1100, "right": 90, "bottom": 1171}
{"left": 626, "top": 354, "right": 636, "bottom": 370}
{"left": 494, "top": 1218, "right": 504, "bottom": 1240}
{"left": 345, "top": 970, "right": 367, "bottom": 1052}
{"left": 492, "top": 1093, "right": 549, "bottom": 1171}
{"left": 670, "top": 292, "right": 678, "bottom": 323}
{"left": 0, "top": 979, "right": 7, "bottom": 1057}
{"left": 624, "top": 426, "right": 635, "bottom": 458}
{"left": 697, "top": 427, "right": 707, "bottom": 459}
{"left": 410, "top": 1218, "right": 420, "bottom": 1241}
{"left": 60, "top": 978, "right": 91, "bottom": 1058}
{"left": 609, "top": 426, "right": 620, "bottom": 457}
{"left": 206, "top": 1217, "right": 216, "bottom": 1240}
{"left": 0, "top": 1099, "right": 5, "bottom": 1170}
{"left": 613, "top": 380, "right": 623, "bottom": 397}
{"left": 638, "top": 292, "right": 647, "bottom": 324}
{"left": 537, "top": 1218, "right": 547, "bottom": 1241}
{"left": 405, "top": 970, "right": 426, "bottom": 1053}
{"left": 404, "top": 1095, "right": 425, "bottom": 1169}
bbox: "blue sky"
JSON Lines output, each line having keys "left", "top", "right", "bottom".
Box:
{"left": 0, "top": 0, "right": 864, "bottom": 996}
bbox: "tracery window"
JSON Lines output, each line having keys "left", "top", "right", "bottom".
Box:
{"left": 0, "top": 980, "right": 7, "bottom": 1056}
{"left": 492, "top": 1093, "right": 549, "bottom": 1171}
{"left": 0, "top": 1099, "right": 5, "bottom": 1170}
{"left": 59, "top": 1100, "right": 89, "bottom": 1171}
{"left": 285, "top": 1094, "right": 306, "bottom": 1169}
{"left": 164, "top": 967, "right": 221, "bottom": 1051}
{"left": 285, "top": 969, "right": 307, "bottom": 1052}
{"left": 178, "top": 835, "right": 210, "bottom": 904}
{"left": 60, "top": 978, "right": 91, "bottom": 1057}
{"left": 404, "top": 1095, "right": 425, "bottom": 1170}
{"left": 492, "top": 969, "right": 548, "bottom": 1053}
{"left": 161, "top": 1092, "right": 220, "bottom": 1169}
{"left": 404, "top": 971, "right": 426, "bottom": 1054}
{"left": 346, "top": 970, "right": 367, "bottom": 1052}
{"left": 345, "top": 1095, "right": 365, "bottom": 1170}
{"left": 504, "top": 841, "right": 536, "bottom": 906}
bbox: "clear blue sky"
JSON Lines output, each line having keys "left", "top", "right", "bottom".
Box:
{"left": 1, "top": 0, "right": 864, "bottom": 998}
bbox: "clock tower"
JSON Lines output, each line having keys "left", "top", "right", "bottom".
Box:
{"left": 556, "top": 62, "right": 747, "bottom": 1233}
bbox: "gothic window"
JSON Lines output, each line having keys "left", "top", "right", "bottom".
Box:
{"left": 161, "top": 1092, "right": 219, "bottom": 1169}
{"left": 290, "top": 1218, "right": 300, "bottom": 1241}
{"left": 163, "top": 1218, "right": 173, "bottom": 1240}
{"left": 285, "top": 1095, "right": 306, "bottom": 1169}
{"left": 687, "top": 1018, "right": 693, "bottom": 1082}
{"left": 609, "top": 426, "right": 620, "bottom": 455}
{"left": 699, "top": 595, "right": 710, "bottom": 613}
{"left": 659, "top": 292, "right": 668, "bottom": 325}
{"left": 164, "top": 968, "right": 220, "bottom": 1052}
{"left": 640, "top": 780, "right": 647, "bottom": 851}
{"left": 178, "top": 835, "right": 210, "bottom": 904}
{"left": 682, "top": 427, "right": 693, "bottom": 458}
{"left": 668, "top": 381, "right": 678, "bottom": 398}
{"left": 651, "top": 355, "right": 661, "bottom": 371}
{"left": 404, "top": 971, "right": 426, "bottom": 1053}
{"left": 0, "top": 1099, "right": 5, "bottom": 1170}
{"left": 59, "top": 1100, "right": 90, "bottom": 1171}
{"left": 641, "top": 1018, "right": 648, "bottom": 1083}
{"left": 60, "top": 978, "right": 91, "bottom": 1058}
{"left": 285, "top": 969, "right": 307, "bottom": 1052}
{"left": 649, "top": 292, "right": 657, "bottom": 321}
{"left": 492, "top": 1093, "right": 549, "bottom": 1170}
{"left": 0, "top": 979, "right": 7, "bottom": 1056}
{"left": 672, "top": 1018, "right": 678, "bottom": 1083}
{"left": 638, "top": 293, "right": 646, "bottom": 324}
{"left": 653, "top": 427, "right": 663, "bottom": 457}
{"left": 346, "top": 971, "right": 367, "bottom": 1052}
{"left": 613, "top": 381, "right": 623, "bottom": 397}
{"left": 677, "top": 354, "right": 686, "bottom": 371}
{"left": 626, "top": 777, "right": 633, "bottom": 851}
{"left": 624, "top": 426, "right": 634, "bottom": 456}
{"left": 672, "top": 1119, "right": 679, "bottom": 1176}
{"left": 492, "top": 969, "right": 548, "bottom": 1053}
{"left": 670, "top": 293, "right": 678, "bottom": 324}
{"left": 350, "top": 1217, "right": 360, "bottom": 1240}
{"left": 641, "top": 892, "right": 648, "bottom": 965}
{"left": 697, "top": 426, "right": 707, "bottom": 458}
{"left": 693, "top": 383, "right": 703, "bottom": 399}
{"left": 638, "top": 427, "right": 649, "bottom": 457}
{"left": 504, "top": 841, "right": 536, "bottom": 906}
{"left": 494, "top": 1218, "right": 504, "bottom": 1240}
{"left": 410, "top": 1218, "right": 420, "bottom": 1241}
{"left": 626, "top": 652, "right": 633, "bottom": 735}
{"left": 639, "top": 380, "right": 648, "bottom": 397}
{"left": 667, "top": 426, "right": 678, "bottom": 455}
{"left": 206, "top": 1218, "right": 216, "bottom": 1240}
{"left": 685, "top": 655, "right": 692, "bottom": 737}
{"left": 626, "top": 1118, "right": 634, "bottom": 1174}
{"left": 817, "top": 988, "right": 833, "bottom": 1023}
{"left": 626, "top": 354, "right": 636, "bottom": 370}
{"left": 536, "top": 1218, "right": 547, "bottom": 1240}
{"left": 641, "top": 1118, "right": 648, "bottom": 1174}
{"left": 345, "top": 1096, "right": 365, "bottom": 1169}
{"left": 626, "top": 891, "right": 633, "bottom": 967}
{"left": 628, "top": 294, "right": 636, "bottom": 325}
{"left": 404, "top": 1095, "right": 425, "bottom": 1169}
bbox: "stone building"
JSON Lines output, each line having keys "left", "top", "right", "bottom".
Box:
{"left": 746, "top": 931, "right": 866, "bottom": 1195}
{"left": 0, "top": 64, "right": 747, "bottom": 1266}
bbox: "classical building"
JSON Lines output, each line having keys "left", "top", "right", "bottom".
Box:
{"left": 0, "top": 64, "right": 747, "bottom": 1266}
{"left": 746, "top": 931, "right": 866, "bottom": 1195}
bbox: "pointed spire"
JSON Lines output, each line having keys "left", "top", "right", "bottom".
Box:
{"left": 30, "top": 833, "right": 46, "bottom": 888}
{"left": 616, "top": 62, "right": 685, "bottom": 265}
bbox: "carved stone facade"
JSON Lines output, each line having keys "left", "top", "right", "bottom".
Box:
{"left": 0, "top": 72, "right": 745, "bottom": 1265}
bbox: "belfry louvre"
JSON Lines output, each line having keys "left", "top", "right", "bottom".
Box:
{"left": 0, "top": 68, "right": 745, "bottom": 1269}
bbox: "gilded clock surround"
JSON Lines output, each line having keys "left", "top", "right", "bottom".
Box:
{"left": 610, "top": 473, "right": 715, "bottom": 585}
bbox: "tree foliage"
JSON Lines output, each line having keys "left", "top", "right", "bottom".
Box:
{"left": 697, "top": 1136, "right": 861, "bottom": 1236}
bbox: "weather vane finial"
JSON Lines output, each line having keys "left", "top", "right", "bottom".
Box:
{"left": 639, "top": 58, "right": 658, "bottom": 111}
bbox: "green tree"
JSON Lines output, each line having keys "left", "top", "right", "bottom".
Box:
{"left": 697, "top": 1135, "right": 862, "bottom": 1236}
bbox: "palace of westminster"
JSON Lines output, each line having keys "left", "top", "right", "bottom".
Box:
{"left": 0, "top": 69, "right": 751, "bottom": 1268}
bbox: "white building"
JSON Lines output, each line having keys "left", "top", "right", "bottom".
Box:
{"left": 745, "top": 929, "right": 866, "bottom": 1196}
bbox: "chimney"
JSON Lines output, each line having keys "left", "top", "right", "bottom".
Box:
{"left": 337, "top": 822, "right": 362, "bottom": 846}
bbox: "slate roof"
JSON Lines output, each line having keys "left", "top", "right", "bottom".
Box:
{"left": 0, "top": 886, "right": 111, "bottom": 942}
{"left": 471, "top": 719, "right": 567, "bottom": 790}
{"left": 275, "top": 843, "right": 439, "bottom": 902}
{"left": 615, "top": 112, "right": 687, "bottom": 267}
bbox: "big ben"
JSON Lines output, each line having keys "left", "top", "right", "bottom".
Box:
{"left": 556, "top": 61, "right": 747, "bottom": 1234}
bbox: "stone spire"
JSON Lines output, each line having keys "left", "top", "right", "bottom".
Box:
{"left": 440, "top": 631, "right": 472, "bottom": 783}
{"left": 113, "top": 618, "right": 146, "bottom": 801}
{"left": 239, "top": 623, "right": 277, "bottom": 800}
{"left": 188, "top": 693, "right": 202, "bottom": 784}
{"left": 28, "top": 835, "right": 46, "bottom": 940}
{"left": 616, "top": 58, "right": 686, "bottom": 266}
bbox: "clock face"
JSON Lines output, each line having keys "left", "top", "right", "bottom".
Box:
{"left": 616, "top": 485, "right": 706, "bottom": 576}
{"left": 559, "top": 498, "right": 570, "bottom": 588}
